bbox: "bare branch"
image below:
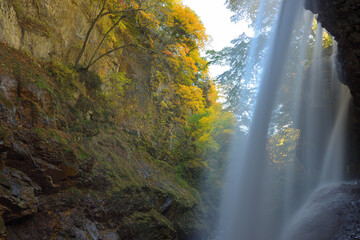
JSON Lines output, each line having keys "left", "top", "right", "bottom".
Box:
{"left": 86, "top": 15, "right": 128, "bottom": 68}
{"left": 85, "top": 8, "right": 145, "bottom": 68}
{"left": 75, "top": 0, "right": 108, "bottom": 68}
{"left": 85, "top": 44, "right": 137, "bottom": 69}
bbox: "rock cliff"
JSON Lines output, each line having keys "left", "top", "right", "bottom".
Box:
{"left": 0, "top": 41, "right": 208, "bottom": 239}
{"left": 0, "top": 0, "right": 95, "bottom": 62}
{"left": 0, "top": 0, "right": 216, "bottom": 239}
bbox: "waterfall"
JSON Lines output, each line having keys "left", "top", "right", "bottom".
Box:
{"left": 216, "top": 0, "right": 351, "bottom": 239}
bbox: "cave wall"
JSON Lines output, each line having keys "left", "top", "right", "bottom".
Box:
{"left": 304, "top": 0, "right": 360, "bottom": 126}
{"left": 304, "top": 0, "right": 360, "bottom": 174}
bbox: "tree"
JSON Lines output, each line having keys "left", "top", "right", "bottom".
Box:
{"left": 225, "top": 0, "right": 280, "bottom": 26}
{"left": 75, "top": 0, "right": 146, "bottom": 70}
{"left": 172, "top": 82, "right": 235, "bottom": 186}
{"left": 211, "top": 1, "right": 335, "bottom": 133}
{"left": 208, "top": 32, "right": 269, "bottom": 130}
{"left": 267, "top": 127, "right": 300, "bottom": 166}
{"left": 148, "top": 1, "right": 209, "bottom": 86}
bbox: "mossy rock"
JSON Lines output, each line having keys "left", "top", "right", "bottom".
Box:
{"left": 0, "top": 216, "right": 5, "bottom": 240}
{"left": 119, "top": 209, "right": 176, "bottom": 240}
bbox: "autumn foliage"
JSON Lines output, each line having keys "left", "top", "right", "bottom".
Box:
{"left": 70, "top": 0, "right": 235, "bottom": 188}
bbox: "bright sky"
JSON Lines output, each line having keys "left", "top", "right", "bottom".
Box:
{"left": 182, "top": 0, "right": 251, "bottom": 77}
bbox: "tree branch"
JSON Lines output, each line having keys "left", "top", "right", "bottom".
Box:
{"left": 75, "top": 0, "right": 108, "bottom": 68}
{"left": 86, "top": 44, "right": 137, "bottom": 69}
{"left": 85, "top": 15, "right": 128, "bottom": 69}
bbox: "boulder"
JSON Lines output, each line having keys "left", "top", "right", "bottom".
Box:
{"left": 0, "top": 167, "right": 40, "bottom": 222}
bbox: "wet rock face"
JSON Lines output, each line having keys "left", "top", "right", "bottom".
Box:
{"left": 0, "top": 69, "right": 82, "bottom": 238}
{"left": 281, "top": 183, "right": 360, "bottom": 240}
{"left": 304, "top": 0, "right": 360, "bottom": 128}
{"left": 0, "top": 73, "right": 79, "bottom": 194}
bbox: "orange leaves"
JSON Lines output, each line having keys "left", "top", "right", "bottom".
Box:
{"left": 119, "top": 0, "right": 126, "bottom": 8}
{"left": 162, "top": 50, "right": 173, "bottom": 56}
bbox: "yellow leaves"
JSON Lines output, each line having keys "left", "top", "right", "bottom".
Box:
{"left": 168, "top": 2, "right": 208, "bottom": 48}
{"left": 277, "top": 138, "right": 285, "bottom": 146}
{"left": 133, "top": 0, "right": 209, "bottom": 87}
{"left": 206, "top": 83, "right": 219, "bottom": 105}
{"left": 188, "top": 101, "right": 235, "bottom": 154}
{"left": 117, "top": 21, "right": 127, "bottom": 32}
{"left": 176, "top": 84, "right": 205, "bottom": 114}
{"left": 105, "top": 0, "right": 128, "bottom": 10}
{"left": 97, "top": 13, "right": 126, "bottom": 47}
{"left": 140, "top": 11, "right": 158, "bottom": 24}
{"left": 267, "top": 127, "right": 300, "bottom": 165}
{"left": 160, "top": 100, "right": 168, "bottom": 108}
{"left": 312, "top": 17, "right": 333, "bottom": 48}
{"left": 163, "top": 42, "right": 208, "bottom": 85}
{"left": 322, "top": 30, "right": 333, "bottom": 48}
{"left": 154, "top": 71, "right": 168, "bottom": 83}
{"left": 176, "top": 82, "right": 235, "bottom": 155}
{"left": 130, "top": 1, "right": 139, "bottom": 9}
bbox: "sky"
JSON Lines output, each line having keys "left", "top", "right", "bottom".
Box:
{"left": 182, "top": 0, "right": 251, "bottom": 77}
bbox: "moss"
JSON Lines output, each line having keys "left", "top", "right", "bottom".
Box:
{"left": 33, "top": 75, "right": 55, "bottom": 96}
{"left": 121, "top": 209, "right": 176, "bottom": 239}
{"left": 126, "top": 209, "right": 175, "bottom": 229}
{"left": 78, "top": 151, "right": 90, "bottom": 160}
{"left": 0, "top": 216, "right": 5, "bottom": 238}
{"left": 79, "top": 69, "right": 103, "bottom": 94}
{"left": 0, "top": 92, "right": 13, "bottom": 110}
{"left": 34, "top": 128, "right": 44, "bottom": 138}
{"left": 82, "top": 129, "right": 190, "bottom": 199}
{"left": 45, "top": 60, "right": 80, "bottom": 101}
{"left": 0, "top": 176, "right": 7, "bottom": 186}
{"left": 0, "top": 43, "right": 54, "bottom": 96}
{"left": 0, "top": 126, "right": 7, "bottom": 139}
{"left": 63, "top": 148, "right": 72, "bottom": 153}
